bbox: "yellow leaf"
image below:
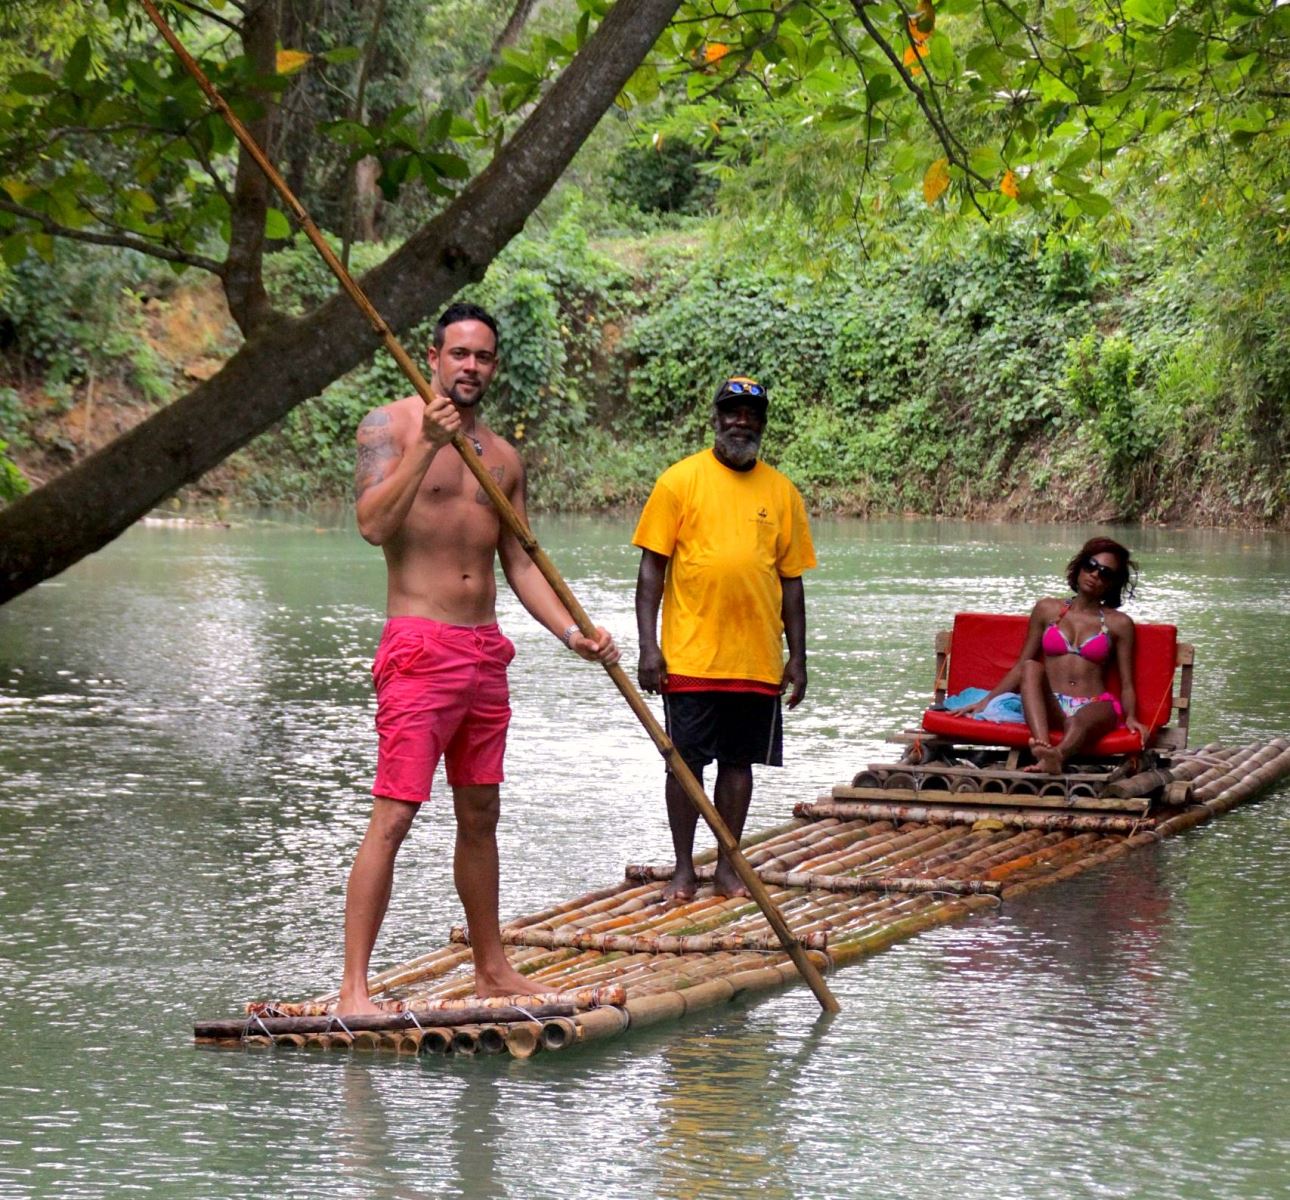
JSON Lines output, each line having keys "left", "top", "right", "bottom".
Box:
{"left": 1, "top": 177, "right": 33, "bottom": 204}
{"left": 1000, "top": 169, "right": 1020, "bottom": 199}
{"left": 972, "top": 818, "right": 1006, "bottom": 832}
{"left": 923, "top": 157, "right": 950, "bottom": 204}
{"left": 276, "top": 49, "right": 311, "bottom": 76}
{"left": 909, "top": 0, "right": 936, "bottom": 43}
{"left": 704, "top": 42, "right": 731, "bottom": 64}
{"left": 651, "top": 130, "right": 664, "bottom": 152}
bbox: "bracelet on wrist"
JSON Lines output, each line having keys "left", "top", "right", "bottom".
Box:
{"left": 560, "top": 624, "right": 580, "bottom": 648}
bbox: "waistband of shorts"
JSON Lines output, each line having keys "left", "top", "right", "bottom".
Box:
{"left": 381, "top": 616, "right": 502, "bottom": 636}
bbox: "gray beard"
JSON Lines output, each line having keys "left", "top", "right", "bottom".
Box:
{"left": 715, "top": 428, "right": 761, "bottom": 467}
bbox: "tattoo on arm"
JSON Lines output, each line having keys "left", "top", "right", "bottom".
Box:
{"left": 354, "top": 411, "right": 399, "bottom": 499}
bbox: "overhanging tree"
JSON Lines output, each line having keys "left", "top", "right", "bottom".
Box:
{"left": 0, "top": 0, "right": 683, "bottom": 603}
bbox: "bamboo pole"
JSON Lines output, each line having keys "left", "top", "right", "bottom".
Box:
{"left": 141, "top": 0, "right": 837, "bottom": 1017}
{"left": 795, "top": 799, "right": 1154, "bottom": 834}
{"left": 621, "top": 863, "right": 1000, "bottom": 897}
{"left": 450, "top": 924, "right": 830, "bottom": 953}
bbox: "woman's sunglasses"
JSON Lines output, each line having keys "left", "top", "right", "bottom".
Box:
{"left": 1081, "top": 558, "right": 1118, "bottom": 582}
{"left": 723, "top": 380, "right": 765, "bottom": 397}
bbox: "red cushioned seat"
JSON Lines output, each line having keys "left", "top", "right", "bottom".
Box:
{"left": 920, "top": 613, "right": 1178, "bottom": 756}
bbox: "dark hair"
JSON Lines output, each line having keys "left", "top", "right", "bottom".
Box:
{"left": 1065, "top": 537, "right": 1137, "bottom": 608}
{"left": 433, "top": 302, "right": 498, "bottom": 350}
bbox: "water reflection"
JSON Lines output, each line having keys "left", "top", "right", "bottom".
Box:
{"left": 656, "top": 1016, "right": 833, "bottom": 1200}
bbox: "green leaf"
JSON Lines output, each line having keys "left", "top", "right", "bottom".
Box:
{"left": 10, "top": 73, "right": 59, "bottom": 97}
{"left": 320, "top": 47, "right": 363, "bottom": 66}
{"left": 2, "top": 234, "right": 28, "bottom": 268}
{"left": 1045, "top": 6, "right": 1080, "bottom": 45}
{"left": 421, "top": 151, "right": 471, "bottom": 180}
{"left": 928, "top": 35, "right": 956, "bottom": 77}
{"left": 1073, "top": 191, "right": 1112, "bottom": 217}
{"left": 969, "top": 146, "right": 1003, "bottom": 177}
{"left": 1123, "top": 0, "right": 1167, "bottom": 27}
{"left": 264, "top": 207, "right": 292, "bottom": 239}
{"left": 64, "top": 37, "right": 93, "bottom": 89}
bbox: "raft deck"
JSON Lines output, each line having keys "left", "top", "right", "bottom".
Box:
{"left": 195, "top": 737, "right": 1290, "bottom": 1058}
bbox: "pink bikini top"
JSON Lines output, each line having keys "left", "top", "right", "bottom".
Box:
{"left": 1042, "top": 601, "right": 1112, "bottom": 664}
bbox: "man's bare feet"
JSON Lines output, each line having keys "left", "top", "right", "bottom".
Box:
{"left": 472, "top": 962, "right": 533, "bottom": 999}
{"left": 1023, "top": 740, "right": 1063, "bottom": 774}
{"left": 712, "top": 861, "right": 751, "bottom": 898}
{"left": 663, "top": 864, "right": 697, "bottom": 904}
{"left": 336, "top": 986, "right": 384, "bottom": 1016}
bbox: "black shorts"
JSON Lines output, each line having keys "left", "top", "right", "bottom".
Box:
{"left": 663, "top": 691, "right": 783, "bottom": 772}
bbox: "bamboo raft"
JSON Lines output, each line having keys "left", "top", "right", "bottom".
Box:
{"left": 195, "top": 736, "right": 1290, "bottom": 1059}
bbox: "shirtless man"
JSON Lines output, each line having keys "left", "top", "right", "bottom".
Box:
{"left": 339, "top": 302, "right": 618, "bottom": 1013}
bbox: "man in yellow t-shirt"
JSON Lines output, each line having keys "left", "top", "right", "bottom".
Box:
{"left": 633, "top": 376, "right": 816, "bottom": 901}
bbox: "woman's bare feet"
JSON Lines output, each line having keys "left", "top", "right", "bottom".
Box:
{"left": 1023, "top": 739, "right": 1063, "bottom": 774}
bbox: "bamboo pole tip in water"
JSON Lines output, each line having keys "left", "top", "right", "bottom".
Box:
{"left": 503, "top": 1023, "right": 543, "bottom": 1059}
{"left": 477, "top": 1026, "right": 509, "bottom": 1055}
{"left": 450, "top": 1027, "right": 481, "bottom": 1056}
{"left": 419, "top": 1028, "right": 454, "bottom": 1056}
{"left": 540, "top": 1017, "right": 580, "bottom": 1051}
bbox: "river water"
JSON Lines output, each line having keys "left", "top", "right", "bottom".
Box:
{"left": 0, "top": 515, "right": 1287, "bottom": 1200}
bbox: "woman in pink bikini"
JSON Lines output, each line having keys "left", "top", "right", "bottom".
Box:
{"left": 964, "top": 537, "right": 1150, "bottom": 773}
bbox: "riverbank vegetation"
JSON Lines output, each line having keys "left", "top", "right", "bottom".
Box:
{"left": 1, "top": 0, "right": 1286, "bottom": 549}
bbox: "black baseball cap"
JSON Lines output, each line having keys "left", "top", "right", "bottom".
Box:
{"left": 713, "top": 376, "right": 768, "bottom": 415}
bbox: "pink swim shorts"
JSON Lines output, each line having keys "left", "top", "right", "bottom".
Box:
{"left": 371, "top": 617, "right": 516, "bottom": 803}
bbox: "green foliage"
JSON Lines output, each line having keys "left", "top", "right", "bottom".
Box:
{"left": 1065, "top": 331, "right": 1150, "bottom": 508}
{"left": 608, "top": 135, "right": 718, "bottom": 215}
{"left": 623, "top": 217, "right": 1096, "bottom": 511}
{"left": 0, "top": 244, "right": 170, "bottom": 396}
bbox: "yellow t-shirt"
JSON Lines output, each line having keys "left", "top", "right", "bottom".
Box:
{"left": 632, "top": 449, "right": 817, "bottom": 687}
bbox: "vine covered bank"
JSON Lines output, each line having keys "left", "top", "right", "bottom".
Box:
{"left": 2, "top": 209, "right": 1285, "bottom": 528}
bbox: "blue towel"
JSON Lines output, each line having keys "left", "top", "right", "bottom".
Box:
{"left": 944, "top": 687, "right": 1026, "bottom": 724}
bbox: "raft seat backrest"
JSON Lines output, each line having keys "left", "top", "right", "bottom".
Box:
{"left": 922, "top": 612, "right": 1188, "bottom": 754}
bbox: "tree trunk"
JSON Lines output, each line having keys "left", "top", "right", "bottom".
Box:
{"left": 0, "top": 0, "right": 681, "bottom": 606}
{"left": 222, "top": 0, "right": 278, "bottom": 334}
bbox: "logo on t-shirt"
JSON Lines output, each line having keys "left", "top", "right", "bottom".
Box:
{"left": 750, "top": 506, "right": 774, "bottom": 528}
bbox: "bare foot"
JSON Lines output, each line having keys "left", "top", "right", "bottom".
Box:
{"left": 471, "top": 962, "right": 533, "bottom": 999}
{"left": 337, "top": 986, "right": 384, "bottom": 1016}
{"left": 1024, "top": 741, "right": 1063, "bottom": 774}
{"left": 663, "top": 864, "right": 697, "bottom": 904}
{"left": 712, "top": 861, "right": 751, "bottom": 899}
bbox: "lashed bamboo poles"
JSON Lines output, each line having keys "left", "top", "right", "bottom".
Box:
{"left": 141, "top": 0, "right": 837, "bottom": 1016}
{"left": 200, "top": 734, "right": 1290, "bottom": 1053}
{"left": 196, "top": 1001, "right": 579, "bottom": 1040}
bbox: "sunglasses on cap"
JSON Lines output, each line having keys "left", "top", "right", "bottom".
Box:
{"left": 721, "top": 379, "right": 765, "bottom": 397}
{"left": 1081, "top": 557, "right": 1118, "bottom": 582}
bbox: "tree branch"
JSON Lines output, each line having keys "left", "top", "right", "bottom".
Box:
{"left": 0, "top": 0, "right": 686, "bottom": 604}
{"left": 0, "top": 196, "right": 224, "bottom": 273}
